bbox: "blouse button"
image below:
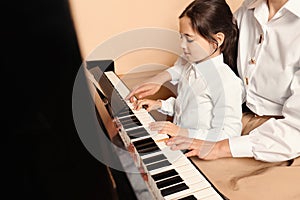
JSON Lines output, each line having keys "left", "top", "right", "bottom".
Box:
{"left": 250, "top": 57, "right": 256, "bottom": 64}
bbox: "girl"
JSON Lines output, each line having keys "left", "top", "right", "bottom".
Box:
{"left": 132, "top": 0, "right": 244, "bottom": 142}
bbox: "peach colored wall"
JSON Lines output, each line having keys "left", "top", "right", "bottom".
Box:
{"left": 69, "top": 0, "right": 243, "bottom": 75}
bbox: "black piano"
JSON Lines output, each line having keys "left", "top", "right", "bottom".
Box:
{"left": 72, "top": 60, "right": 227, "bottom": 200}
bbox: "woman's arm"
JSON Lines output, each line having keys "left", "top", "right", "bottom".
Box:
{"left": 229, "top": 69, "right": 300, "bottom": 162}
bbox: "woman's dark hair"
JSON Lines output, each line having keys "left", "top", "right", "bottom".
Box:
{"left": 180, "top": 0, "right": 239, "bottom": 72}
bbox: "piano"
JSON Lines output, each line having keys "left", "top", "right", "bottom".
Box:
{"left": 84, "top": 61, "right": 227, "bottom": 200}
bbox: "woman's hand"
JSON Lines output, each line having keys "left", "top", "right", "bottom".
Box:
{"left": 166, "top": 136, "right": 232, "bottom": 160}
{"left": 133, "top": 99, "right": 162, "bottom": 112}
{"left": 149, "top": 121, "right": 188, "bottom": 137}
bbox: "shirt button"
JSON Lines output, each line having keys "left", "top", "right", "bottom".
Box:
{"left": 249, "top": 57, "right": 256, "bottom": 64}
{"left": 259, "top": 34, "right": 264, "bottom": 44}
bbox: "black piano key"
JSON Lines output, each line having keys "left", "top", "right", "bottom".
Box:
{"left": 119, "top": 115, "right": 138, "bottom": 123}
{"left": 143, "top": 154, "right": 167, "bottom": 165}
{"left": 135, "top": 140, "right": 160, "bottom": 154}
{"left": 160, "top": 183, "right": 189, "bottom": 197}
{"left": 135, "top": 140, "right": 157, "bottom": 151}
{"left": 119, "top": 116, "right": 141, "bottom": 126}
{"left": 137, "top": 145, "right": 160, "bottom": 154}
{"left": 133, "top": 137, "right": 154, "bottom": 146}
{"left": 133, "top": 137, "right": 160, "bottom": 154}
{"left": 152, "top": 169, "right": 178, "bottom": 181}
{"left": 135, "top": 141, "right": 157, "bottom": 151}
{"left": 128, "top": 131, "right": 149, "bottom": 139}
{"left": 127, "top": 127, "right": 149, "bottom": 139}
{"left": 116, "top": 109, "right": 134, "bottom": 117}
{"left": 156, "top": 175, "right": 183, "bottom": 189}
{"left": 110, "top": 93, "right": 128, "bottom": 113}
{"left": 146, "top": 160, "right": 171, "bottom": 171}
{"left": 127, "top": 126, "right": 147, "bottom": 134}
{"left": 122, "top": 122, "right": 142, "bottom": 130}
{"left": 99, "top": 74, "right": 133, "bottom": 117}
{"left": 130, "top": 115, "right": 139, "bottom": 120}
{"left": 178, "top": 195, "right": 197, "bottom": 200}
{"left": 130, "top": 119, "right": 142, "bottom": 126}
{"left": 128, "top": 132, "right": 148, "bottom": 140}
{"left": 120, "top": 116, "right": 142, "bottom": 129}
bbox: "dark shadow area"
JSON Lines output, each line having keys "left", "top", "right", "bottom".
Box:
{"left": 1, "top": 0, "right": 119, "bottom": 199}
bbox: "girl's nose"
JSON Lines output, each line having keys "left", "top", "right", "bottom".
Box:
{"left": 180, "top": 37, "right": 187, "bottom": 49}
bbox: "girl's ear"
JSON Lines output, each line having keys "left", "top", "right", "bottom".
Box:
{"left": 214, "top": 32, "right": 225, "bottom": 47}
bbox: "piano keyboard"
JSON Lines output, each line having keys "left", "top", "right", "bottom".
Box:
{"left": 100, "top": 71, "right": 225, "bottom": 200}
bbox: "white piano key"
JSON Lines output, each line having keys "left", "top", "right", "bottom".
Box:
{"left": 131, "top": 108, "right": 149, "bottom": 115}
{"left": 159, "top": 147, "right": 189, "bottom": 165}
{"left": 150, "top": 159, "right": 210, "bottom": 199}
{"left": 151, "top": 133, "right": 169, "bottom": 141}
{"left": 131, "top": 135, "right": 152, "bottom": 143}
{"left": 164, "top": 181, "right": 211, "bottom": 200}
{"left": 141, "top": 150, "right": 165, "bottom": 160}
{"left": 192, "top": 188, "right": 224, "bottom": 200}
{"left": 134, "top": 112, "right": 155, "bottom": 122}
{"left": 145, "top": 158, "right": 169, "bottom": 166}
{"left": 201, "top": 193, "right": 224, "bottom": 200}
{"left": 136, "top": 114, "right": 153, "bottom": 122}
{"left": 149, "top": 164, "right": 180, "bottom": 176}
{"left": 158, "top": 174, "right": 207, "bottom": 191}
{"left": 178, "top": 170, "right": 206, "bottom": 182}
{"left": 176, "top": 168, "right": 206, "bottom": 182}
{"left": 117, "top": 114, "right": 135, "bottom": 120}
{"left": 184, "top": 176, "right": 210, "bottom": 186}
{"left": 149, "top": 161, "right": 191, "bottom": 176}
{"left": 175, "top": 169, "right": 207, "bottom": 187}
{"left": 150, "top": 162, "right": 210, "bottom": 199}
{"left": 148, "top": 150, "right": 194, "bottom": 175}
{"left": 123, "top": 125, "right": 145, "bottom": 132}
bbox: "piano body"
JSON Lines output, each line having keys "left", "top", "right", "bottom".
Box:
{"left": 78, "top": 60, "right": 227, "bottom": 200}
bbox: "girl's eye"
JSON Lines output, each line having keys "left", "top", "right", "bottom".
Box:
{"left": 180, "top": 34, "right": 194, "bottom": 43}
{"left": 186, "top": 37, "right": 194, "bottom": 43}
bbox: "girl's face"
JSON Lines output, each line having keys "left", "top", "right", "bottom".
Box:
{"left": 179, "top": 16, "right": 216, "bottom": 63}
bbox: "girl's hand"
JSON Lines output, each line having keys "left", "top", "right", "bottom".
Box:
{"left": 125, "top": 70, "right": 172, "bottom": 102}
{"left": 133, "top": 99, "right": 162, "bottom": 112}
{"left": 149, "top": 121, "right": 188, "bottom": 137}
{"left": 127, "top": 83, "right": 161, "bottom": 103}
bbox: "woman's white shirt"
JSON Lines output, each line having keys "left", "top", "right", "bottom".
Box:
{"left": 230, "top": 0, "right": 300, "bottom": 162}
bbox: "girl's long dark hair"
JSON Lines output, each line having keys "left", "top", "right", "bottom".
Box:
{"left": 180, "top": 0, "right": 239, "bottom": 72}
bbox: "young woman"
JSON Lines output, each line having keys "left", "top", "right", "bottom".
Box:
{"left": 132, "top": 0, "right": 244, "bottom": 142}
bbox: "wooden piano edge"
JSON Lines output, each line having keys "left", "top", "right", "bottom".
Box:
{"left": 187, "top": 157, "right": 229, "bottom": 200}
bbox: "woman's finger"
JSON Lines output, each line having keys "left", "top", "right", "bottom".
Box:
{"left": 185, "top": 149, "right": 198, "bottom": 157}
{"left": 167, "top": 136, "right": 191, "bottom": 146}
